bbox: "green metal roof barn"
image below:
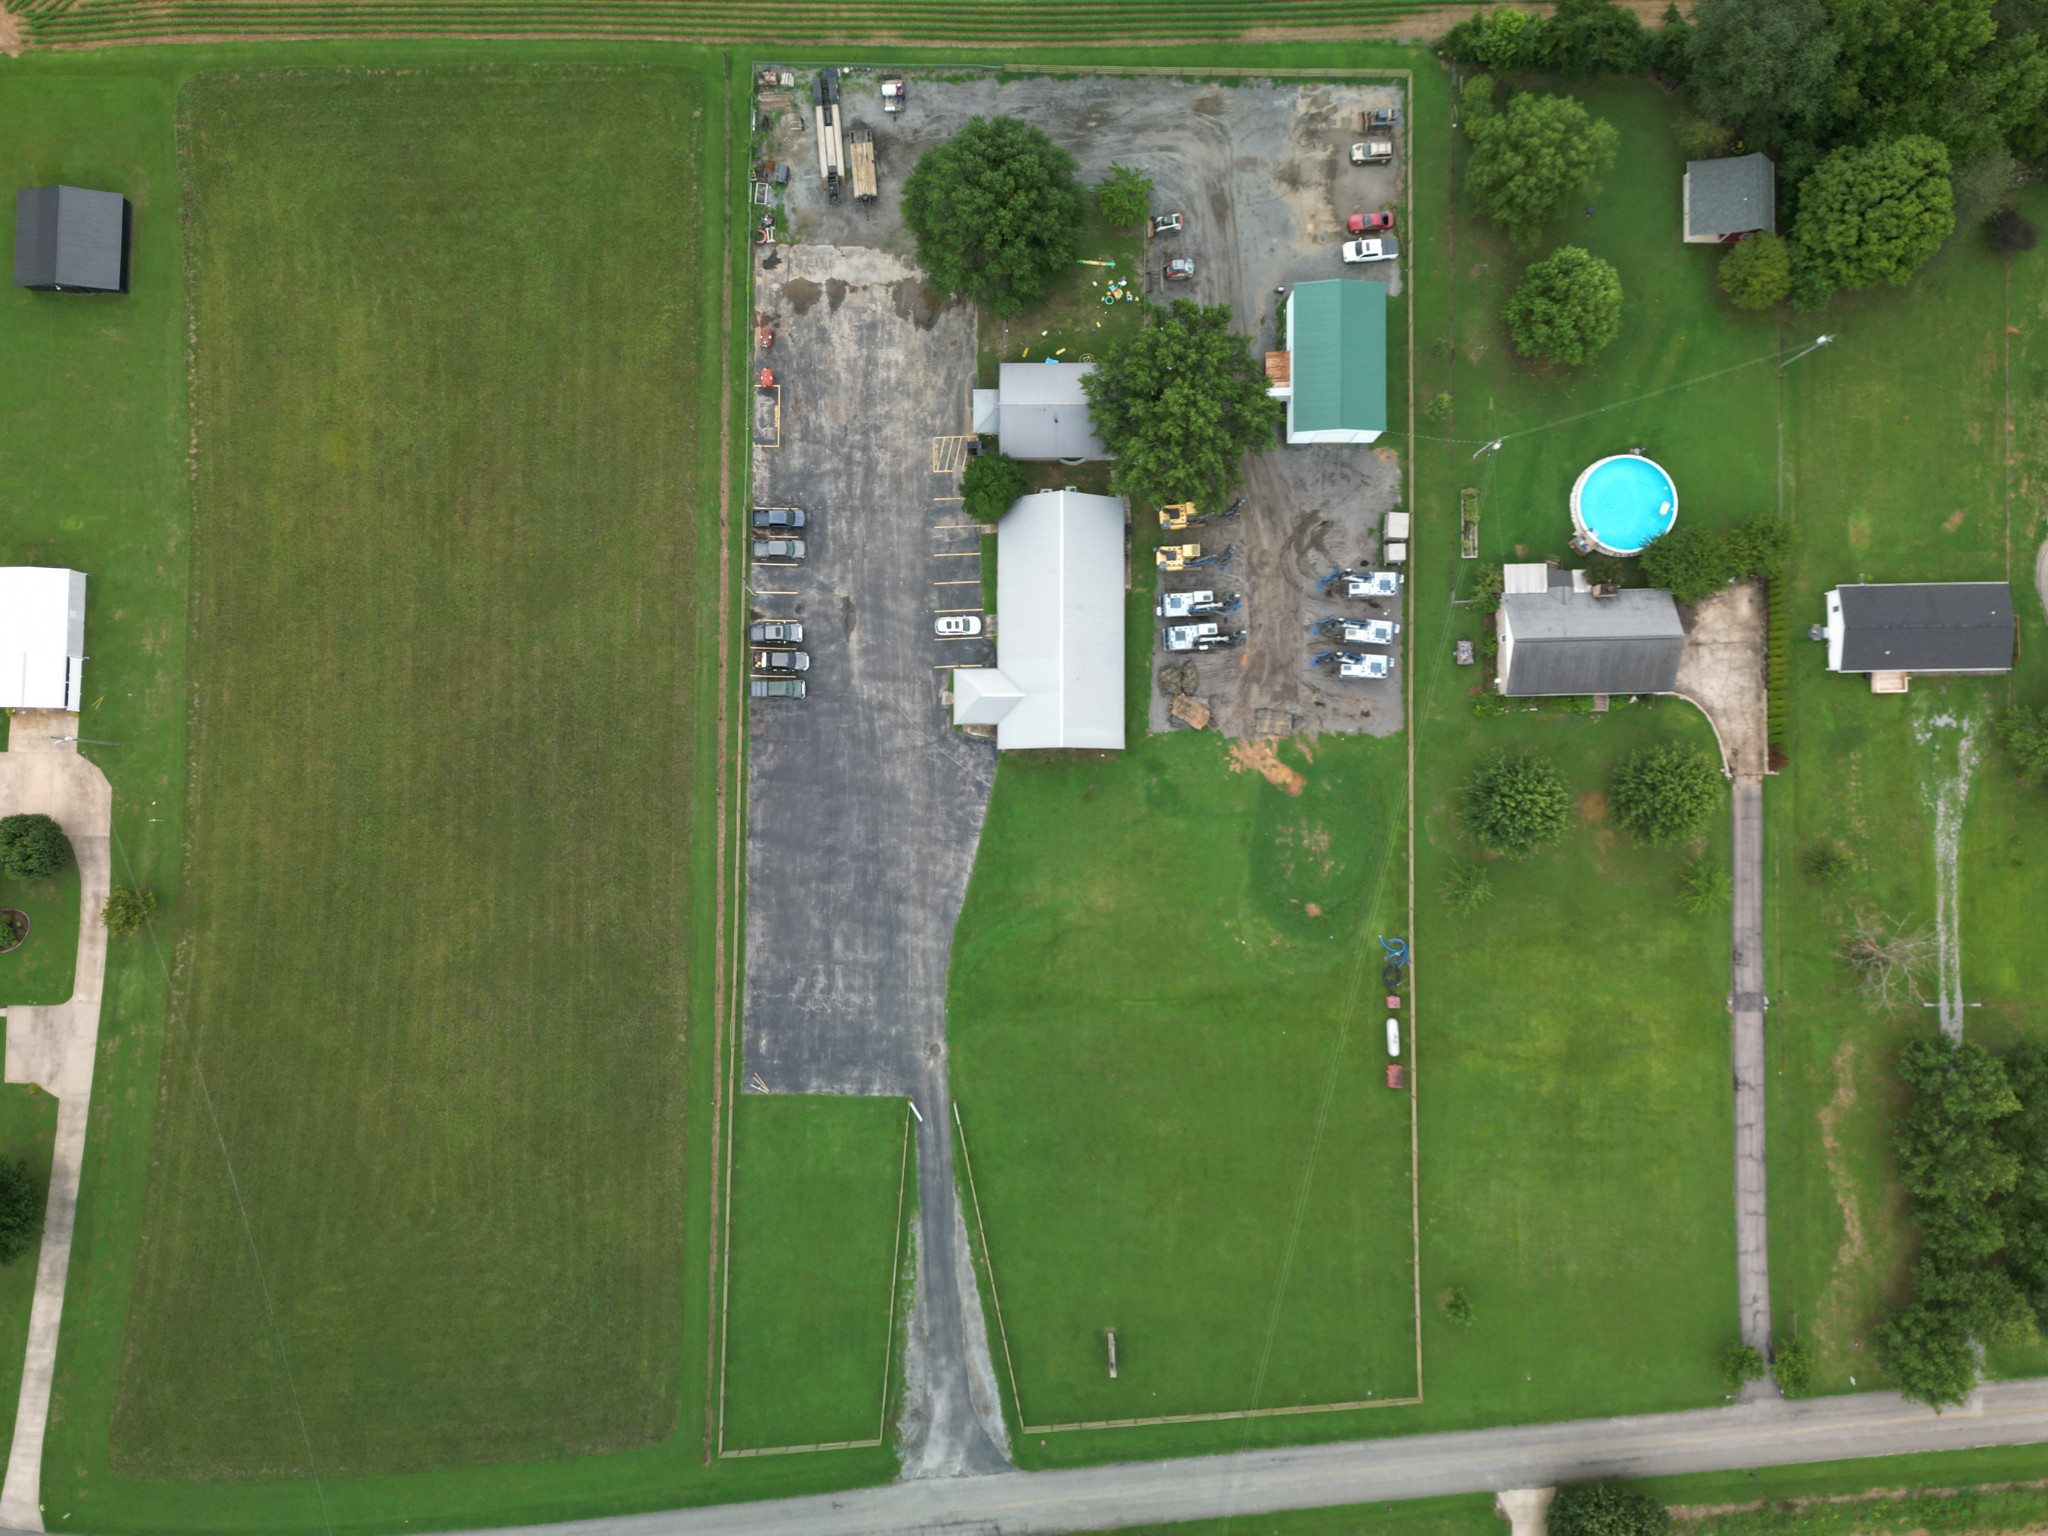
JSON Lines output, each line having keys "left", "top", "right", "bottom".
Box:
{"left": 1271, "top": 279, "right": 1386, "bottom": 446}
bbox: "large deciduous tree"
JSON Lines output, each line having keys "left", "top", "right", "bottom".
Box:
{"left": 960, "top": 449, "right": 1028, "bottom": 525}
{"left": 1082, "top": 300, "right": 1282, "bottom": 513}
{"left": 0, "top": 1158, "right": 42, "bottom": 1266}
{"left": 1504, "top": 246, "right": 1623, "bottom": 366}
{"left": 1687, "top": 0, "right": 1842, "bottom": 157}
{"left": 902, "top": 116, "right": 1085, "bottom": 316}
{"left": 1718, "top": 231, "right": 1792, "bottom": 310}
{"left": 1463, "top": 92, "right": 1620, "bottom": 250}
{"left": 1795, "top": 135, "right": 1955, "bottom": 294}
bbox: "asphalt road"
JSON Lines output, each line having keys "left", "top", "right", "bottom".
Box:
{"left": 439, "top": 1378, "right": 2048, "bottom": 1536}
{"left": 1730, "top": 777, "right": 1773, "bottom": 1363}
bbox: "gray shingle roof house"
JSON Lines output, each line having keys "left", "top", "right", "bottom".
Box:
{"left": 14, "top": 186, "right": 131, "bottom": 293}
{"left": 990, "top": 362, "right": 1108, "bottom": 461}
{"left": 1824, "top": 582, "right": 2014, "bottom": 691}
{"left": 1498, "top": 566, "right": 1685, "bottom": 697}
{"left": 1683, "top": 153, "right": 1776, "bottom": 244}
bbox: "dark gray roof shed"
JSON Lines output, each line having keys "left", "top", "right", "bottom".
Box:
{"left": 15, "top": 185, "right": 130, "bottom": 293}
{"left": 1501, "top": 587, "right": 1685, "bottom": 697}
{"left": 1684, "top": 153, "right": 1776, "bottom": 241}
{"left": 1835, "top": 582, "right": 2014, "bottom": 672}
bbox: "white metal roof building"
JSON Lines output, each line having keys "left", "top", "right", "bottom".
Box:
{"left": 990, "top": 362, "right": 1108, "bottom": 461}
{"left": 0, "top": 568, "right": 87, "bottom": 710}
{"left": 951, "top": 490, "right": 1125, "bottom": 750}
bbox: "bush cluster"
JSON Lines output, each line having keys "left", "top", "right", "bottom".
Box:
{"left": 960, "top": 448, "right": 1028, "bottom": 526}
{"left": 1875, "top": 1038, "right": 2048, "bottom": 1407}
{"left": 1612, "top": 746, "right": 1723, "bottom": 847}
{"left": 1461, "top": 751, "right": 1571, "bottom": 858}
{"left": 1638, "top": 518, "right": 1791, "bottom": 605}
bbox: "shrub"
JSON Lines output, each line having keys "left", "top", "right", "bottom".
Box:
{"left": 960, "top": 448, "right": 1028, "bottom": 525}
{"left": 1094, "top": 162, "right": 1153, "bottom": 227}
{"left": 1998, "top": 706, "right": 2048, "bottom": 783}
{"left": 1462, "top": 751, "right": 1571, "bottom": 858}
{"left": 0, "top": 912, "right": 21, "bottom": 950}
{"left": 0, "top": 1157, "right": 44, "bottom": 1266}
{"left": 1472, "top": 690, "right": 1512, "bottom": 718}
{"left": 1424, "top": 391, "right": 1453, "bottom": 423}
{"left": 1505, "top": 246, "right": 1624, "bottom": 366}
{"left": 1471, "top": 563, "right": 1504, "bottom": 613}
{"left": 1988, "top": 208, "right": 2039, "bottom": 254}
{"left": 1680, "top": 859, "right": 1732, "bottom": 915}
{"left": 0, "top": 814, "right": 70, "bottom": 879}
{"left": 1673, "top": 111, "right": 1733, "bottom": 163}
{"left": 1549, "top": 1483, "right": 1672, "bottom": 1536}
{"left": 1611, "top": 746, "right": 1723, "bottom": 846}
{"left": 1802, "top": 842, "right": 1852, "bottom": 885}
{"left": 1773, "top": 1334, "right": 1816, "bottom": 1397}
{"left": 1440, "top": 863, "right": 1493, "bottom": 913}
{"left": 101, "top": 887, "right": 158, "bottom": 937}
{"left": 1443, "top": 1286, "right": 1476, "bottom": 1327}
{"left": 1719, "top": 232, "right": 1792, "bottom": 311}
{"left": 1721, "top": 1339, "right": 1767, "bottom": 1392}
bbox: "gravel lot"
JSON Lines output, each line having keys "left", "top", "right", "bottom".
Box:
{"left": 755, "top": 69, "right": 1410, "bottom": 740}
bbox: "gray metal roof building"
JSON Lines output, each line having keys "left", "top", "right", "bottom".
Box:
{"left": 951, "top": 489, "right": 1125, "bottom": 749}
{"left": 1499, "top": 576, "right": 1685, "bottom": 697}
{"left": 1682, "top": 153, "right": 1776, "bottom": 243}
{"left": 1825, "top": 581, "right": 2014, "bottom": 678}
{"left": 994, "top": 362, "right": 1108, "bottom": 461}
{"left": 14, "top": 186, "right": 130, "bottom": 293}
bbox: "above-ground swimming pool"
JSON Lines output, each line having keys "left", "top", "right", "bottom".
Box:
{"left": 1570, "top": 454, "right": 1678, "bottom": 557}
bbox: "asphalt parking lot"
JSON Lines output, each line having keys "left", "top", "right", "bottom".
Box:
{"left": 759, "top": 69, "right": 1406, "bottom": 740}
{"left": 742, "top": 241, "right": 993, "bottom": 1099}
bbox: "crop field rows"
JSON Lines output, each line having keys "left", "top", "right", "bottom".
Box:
{"left": 14, "top": 0, "right": 1461, "bottom": 43}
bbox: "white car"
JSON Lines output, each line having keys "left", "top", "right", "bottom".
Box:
{"left": 934, "top": 614, "right": 984, "bottom": 638}
{"left": 1341, "top": 237, "right": 1400, "bottom": 264}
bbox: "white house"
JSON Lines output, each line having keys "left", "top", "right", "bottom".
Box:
{"left": 0, "top": 567, "right": 87, "bottom": 711}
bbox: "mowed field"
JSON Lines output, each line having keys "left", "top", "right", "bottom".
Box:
{"left": 109, "top": 66, "right": 712, "bottom": 1478}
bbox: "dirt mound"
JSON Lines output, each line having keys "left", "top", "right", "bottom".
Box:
{"left": 1577, "top": 790, "right": 1608, "bottom": 823}
{"left": 1230, "top": 738, "right": 1305, "bottom": 796}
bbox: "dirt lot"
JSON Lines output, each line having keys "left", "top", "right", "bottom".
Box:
{"left": 753, "top": 69, "right": 1408, "bottom": 740}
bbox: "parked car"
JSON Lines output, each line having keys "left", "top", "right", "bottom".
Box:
{"left": 748, "top": 620, "right": 803, "bottom": 644}
{"left": 1341, "top": 237, "right": 1400, "bottom": 264}
{"left": 1348, "top": 210, "right": 1396, "bottom": 234}
{"left": 752, "top": 537, "right": 806, "bottom": 561}
{"left": 753, "top": 649, "right": 811, "bottom": 673}
{"left": 934, "top": 614, "right": 984, "bottom": 638}
{"left": 1151, "top": 212, "right": 1184, "bottom": 236}
{"left": 750, "top": 677, "right": 806, "bottom": 699}
{"left": 1363, "top": 107, "right": 1399, "bottom": 131}
{"left": 1163, "top": 257, "right": 1195, "bottom": 282}
{"left": 1350, "top": 138, "right": 1395, "bottom": 165}
{"left": 752, "top": 506, "right": 808, "bottom": 530}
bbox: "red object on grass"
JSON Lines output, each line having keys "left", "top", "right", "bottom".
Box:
{"left": 1385, "top": 1064, "right": 1405, "bottom": 1089}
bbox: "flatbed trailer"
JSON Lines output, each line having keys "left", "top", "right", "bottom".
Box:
{"left": 848, "top": 129, "right": 877, "bottom": 202}
{"left": 813, "top": 69, "right": 847, "bottom": 202}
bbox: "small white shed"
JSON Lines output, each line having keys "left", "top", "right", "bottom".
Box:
{"left": 0, "top": 568, "right": 87, "bottom": 711}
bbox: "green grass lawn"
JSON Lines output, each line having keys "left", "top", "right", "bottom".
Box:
{"left": 951, "top": 725, "right": 1417, "bottom": 1431}
{"left": 104, "top": 64, "right": 711, "bottom": 1481}
{"left": 721, "top": 1096, "right": 913, "bottom": 1451}
{"left": 1760, "top": 180, "right": 2048, "bottom": 1393}
{"left": 976, "top": 206, "right": 1149, "bottom": 389}
{"left": 0, "top": 864, "right": 81, "bottom": 1007}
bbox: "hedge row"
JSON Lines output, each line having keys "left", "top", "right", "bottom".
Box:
{"left": 27, "top": 0, "right": 1449, "bottom": 40}
{"left": 1762, "top": 568, "right": 1790, "bottom": 768}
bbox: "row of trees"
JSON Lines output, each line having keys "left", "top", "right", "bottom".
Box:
{"left": 1877, "top": 1037, "right": 2048, "bottom": 1406}
{"left": 1459, "top": 745, "right": 1723, "bottom": 859}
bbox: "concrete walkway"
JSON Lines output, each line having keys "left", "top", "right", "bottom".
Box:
{"left": 1673, "top": 585, "right": 1774, "bottom": 1370}
{"left": 0, "top": 714, "right": 113, "bottom": 1533}
{"left": 366, "top": 1377, "right": 2048, "bottom": 1536}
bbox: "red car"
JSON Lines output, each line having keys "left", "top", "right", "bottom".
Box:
{"left": 1348, "top": 210, "right": 1396, "bottom": 235}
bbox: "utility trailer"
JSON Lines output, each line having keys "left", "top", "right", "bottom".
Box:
{"left": 1346, "top": 570, "right": 1403, "bottom": 600}
{"left": 813, "top": 69, "right": 847, "bottom": 203}
{"left": 1340, "top": 652, "right": 1392, "bottom": 680}
{"left": 848, "top": 128, "right": 877, "bottom": 203}
{"left": 1164, "top": 621, "right": 1220, "bottom": 653}
{"left": 881, "top": 75, "right": 907, "bottom": 112}
{"left": 1156, "top": 589, "right": 1240, "bottom": 620}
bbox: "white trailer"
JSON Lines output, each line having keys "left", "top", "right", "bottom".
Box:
{"left": 1156, "top": 589, "right": 1215, "bottom": 619}
{"left": 1164, "top": 621, "right": 1220, "bottom": 653}
{"left": 1339, "top": 653, "right": 1392, "bottom": 680}
{"left": 1341, "top": 619, "right": 1400, "bottom": 646}
{"left": 1345, "top": 570, "right": 1403, "bottom": 599}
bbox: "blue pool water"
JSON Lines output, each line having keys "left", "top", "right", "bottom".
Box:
{"left": 1574, "top": 455, "right": 1677, "bottom": 555}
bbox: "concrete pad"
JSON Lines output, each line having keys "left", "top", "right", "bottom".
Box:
{"left": 1497, "top": 1486, "right": 1556, "bottom": 1536}
{"left": 1674, "top": 581, "right": 1768, "bottom": 778}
